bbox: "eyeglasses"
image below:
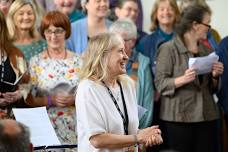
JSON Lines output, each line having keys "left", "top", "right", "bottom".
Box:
{"left": 44, "top": 28, "right": 65, "bottom": 36}
{"left": 199, "top": 22, "right": 211, "bottom": 29}
{"left": 124, "top": 37, "right": 136, "bottom": 42}
{"left": 124, "top": 38, "right": 132, "bottom": 42}
{"left": 122, "top": 7, "right": 138, "bottom": 15}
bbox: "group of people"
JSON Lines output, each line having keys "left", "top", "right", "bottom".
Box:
{"left": 0, "top": 0, "right": 228, "bottom": 152}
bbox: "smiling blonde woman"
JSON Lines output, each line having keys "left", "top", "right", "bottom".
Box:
{"left": 77, "top": 33, "right": 163, "bottom": 152}
{"left": 7, "top": 0, "right": 46, "bottom": 61}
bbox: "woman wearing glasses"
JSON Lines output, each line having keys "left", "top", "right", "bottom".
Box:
{"left": 27, "top": 11, "right": 81, "bottom": 147}
{"left": 179, "top": 0, "right": 221, "bottom": 52}
{"left": 155, "top": 5, "right": 223, "bottom": 152}
{"left": 0, "top": 10, "right": 28, "bottom": 119}
{"left": 7, "top": 0, "right": 46, "bottom": 61}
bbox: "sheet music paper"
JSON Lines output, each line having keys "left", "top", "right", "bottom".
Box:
{"left": 138, "top": 105, "right": 148, "bottom": 120}
{"left": 13, "top": 107, "right": 61, "bottom": 147}
{"left": 188, "top": 52, "right": 219, "bottom": 75}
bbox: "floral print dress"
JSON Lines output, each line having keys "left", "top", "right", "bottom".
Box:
{"left": 29, "top": 53, "right": 81, "bottom": 148}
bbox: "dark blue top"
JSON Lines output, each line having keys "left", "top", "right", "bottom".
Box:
{"left": 216, "top": 36, "right": 228, "bottom": 114}
{"left": 138, "top": 27, "right": 174, "bottom": 77}
{"left": 136, "top": 29, "right": 147, "bottom": 51}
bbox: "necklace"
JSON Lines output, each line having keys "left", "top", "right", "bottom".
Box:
{"left": 0, "top": 51, "right": 5, "bottom": 82}
{"left": 46, "top": 48, "right": 67, "bottom": 60}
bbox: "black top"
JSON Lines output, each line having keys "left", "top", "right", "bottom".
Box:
{"left": 0, "top": 57, "right": 28, "bottom": 115}
{"left": 0, "top": 57, "right": 16, "bottom": 93}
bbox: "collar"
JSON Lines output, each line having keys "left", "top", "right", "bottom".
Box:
{"left": 173, "top": 35, "right": 189, "bottom": 54}
{"left": 128, "top": 48, "right": 138, "bottom": 63}
{"left": 157, "top": 27, "right": 174, "bottom": 41}
{"left": 126, "top": 48, "right": 138, "bottom": 72}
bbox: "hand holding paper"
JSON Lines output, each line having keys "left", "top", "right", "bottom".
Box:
{"left": 188, "top": 52, "right": 219, "bottom": 75}
{"left": 212, "top": 61, "right": 224, "bottom": 78}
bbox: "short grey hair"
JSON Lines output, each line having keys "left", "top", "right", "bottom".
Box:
{"left": 0, "top": 120, "right": 31, "bottom": 152}
{"left": 109, "top": 18, "right": 137, "bottom": 40}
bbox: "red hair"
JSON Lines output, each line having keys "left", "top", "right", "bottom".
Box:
{"left": 40, "top": 11, "right": 71, "bottom": 39}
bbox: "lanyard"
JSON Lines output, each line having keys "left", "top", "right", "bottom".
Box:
{"left": 102, "top": 80, "right": 129, "bottom": 135}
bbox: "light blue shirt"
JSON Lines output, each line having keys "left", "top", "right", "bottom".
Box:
{"left": 66, "top": 18, "right": 112, "bottom": 55}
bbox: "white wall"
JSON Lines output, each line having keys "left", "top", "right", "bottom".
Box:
{"left": 207, "top": 0, "right": 228, "bottom": 39}
{"left": 141, "top": 0, "right": 154, "bottom": 33}
{"left": 141, "top": 0, "right": 228, "bottom": 39}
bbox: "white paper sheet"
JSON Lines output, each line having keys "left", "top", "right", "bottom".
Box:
{"left": 188, "top": 52, "right": 219, "bottom": 75}
{"left": 138, "top": 105, "right": 148, "bottom": 120}
{"left": 13, "top": 107, "right": 61, "bottom": 147}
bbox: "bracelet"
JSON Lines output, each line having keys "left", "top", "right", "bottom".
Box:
{"left": 47, "top": 96, "right": 52, "bottom": 107}
{"left": 133, "top": 135, "right": 138, "bottom": 146}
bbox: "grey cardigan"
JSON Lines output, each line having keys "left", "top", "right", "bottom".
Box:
{"left": 155, "top": 36, "right": 219, "bottom": 122}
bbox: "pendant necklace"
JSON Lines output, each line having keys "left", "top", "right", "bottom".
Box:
{"left": 46, "top": 48, "right": 67, "bottom": 59}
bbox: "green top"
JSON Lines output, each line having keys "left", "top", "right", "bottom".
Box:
{"left": 15, "top": 39, "right": 47, "bottom": 61}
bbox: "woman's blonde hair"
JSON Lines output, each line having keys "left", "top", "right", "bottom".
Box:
{"left": 150, "top": 0, "right": 180, "bottom": 31}
{"left": 6, "top": 0, "right": 43, "bottom": 40}
{"left": 80, "top": 33, "right": 123, "bottom": 82}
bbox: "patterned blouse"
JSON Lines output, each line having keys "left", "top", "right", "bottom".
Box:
{"left": 29, "top": 52, "right": 81, "bottom": 146}
{"left": 16, "top": 39, "right": 47, "bottom": 61}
